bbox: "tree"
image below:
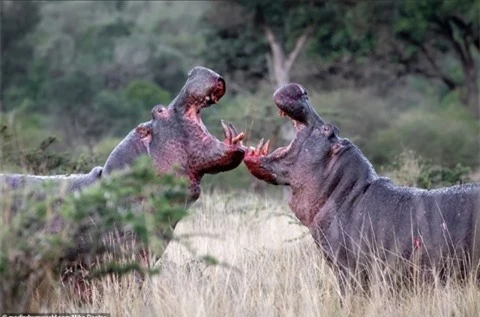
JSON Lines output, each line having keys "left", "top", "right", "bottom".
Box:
{"left": 251, "top": 1, "right": 318, "bottom": 87}
{"left": 393, "top": 0, "right": 479, "bottom": 118}
{"left": 0, "top": 0, "right": 41, "bottom": 112}
{"left": 204, "top": 0, "right": 324, "bottom": 90}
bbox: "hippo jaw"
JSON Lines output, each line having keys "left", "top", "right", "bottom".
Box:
{"left": 178, "top": 67, "right": 244, "bottom": 176}
{"left": 147, "top": 67, "right": 244, "bottom": 200}
{"left": 264, "top": 83, "right": 325, "bottom": 159}
{"left": 243, "top": 118, "right": 310, "bottom": 185}
{"left": 243, "top": 83, "right": 328, "bottom": 185}
{"left": 170, "top": 66, "right": 230, "bottom": 147}
{"left": 178, "top": 66, "right": 226, "bottom": 115}
{"left": 243, "top": 85, "right": 317, "bottom": 185}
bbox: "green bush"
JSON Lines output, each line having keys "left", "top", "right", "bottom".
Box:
{"left": 125, "top": 79, "right": 172, "bottom": 113}
{"left": 371, "top": 105, "right": 480, "bottom": 169}
{"left": 0, "top": 156, "right": 189, "bottom": 312}
{"left": 384, "top": 150, "right": 472, "bottom": 189}
{"left": 0, "top": 123, "right": 100, "bottom": 174}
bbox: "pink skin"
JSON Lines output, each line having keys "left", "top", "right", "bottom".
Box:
{"left": 243, "top": 83, "right": 315, "bottom": 185}
{"left": 104, "top": 66, "right": 246, "bottom": 202}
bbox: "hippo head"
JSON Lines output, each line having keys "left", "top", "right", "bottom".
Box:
{"left": 243, "top": 83, "right": 350, "bottom": 187}
{"left": 145, "top": 66, "right": 245, "bottom": 200}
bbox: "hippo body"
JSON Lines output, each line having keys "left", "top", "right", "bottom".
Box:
{"left": 244, "top": 83, "right": 480, "bottom": 289}
{"left": 1, "top": 166, "right": 103, "bottom": 193}
{"left": 304, "top": 146, "right": 480, "bottom": 276}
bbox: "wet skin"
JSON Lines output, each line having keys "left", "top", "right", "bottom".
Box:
{"left": 1, "top": 67, "right": 246, "bottom": 295}
{"left": 2, "top": 67, "right": 245, "bottom": 204}
{"left": 244, "top": 83, "right": 480, "bottom": 290}
{"left": 104, "top": 66, "right": 245, "bottom": 202}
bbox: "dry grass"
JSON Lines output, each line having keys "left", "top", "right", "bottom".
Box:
{"left": 35, "top": 192, "right": 480, "bottom": 317}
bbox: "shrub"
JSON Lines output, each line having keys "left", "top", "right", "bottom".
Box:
{"left": 384, "top": 150, "right": 471, "bottom": 188}
{"left": 125, "top": 79, "right": 172, "bottom": 113}
{"left": 371, "top": 105, "right": 480, "bottom": 169}
{"left": 0, "top": 156, "right": 189, "bottom": 312}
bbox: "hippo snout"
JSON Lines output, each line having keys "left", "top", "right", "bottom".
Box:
{"left": 273, "top": 83, "right": 307, "bottom": 107}
{"left": 209, "top": 77, "right": 225, "bottom": 103}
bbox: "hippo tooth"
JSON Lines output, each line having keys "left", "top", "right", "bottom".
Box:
{"left": 228, "top": 122, "right": 239, "bottom": 136}
{"left": 232, "top": 132, "right": 245, "bottom": 144}
{"left": 221, "top": 120, "right": 231, "bottom": 142}
{"left": 262, "top": 140, "right": 270, "bottom": 155}
{"left": 257, "top": 138, "right": 265, "bottom": 150}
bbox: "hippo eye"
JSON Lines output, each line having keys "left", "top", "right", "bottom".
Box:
{"left": 322, "top": 125, "right": 330, "bottom": 134}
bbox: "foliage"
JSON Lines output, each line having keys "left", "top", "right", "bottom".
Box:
{"left": 385, "top": 150, "right": 472, "bottom": 189}
{"left": 418, "top": 163, "right": 471, "bottom": 189}
{"left": 125, "top": 80, "right": 172, "bottom": 113}
{"left": 0, "top": 123, "right": 100, "bottom": 174}
{"left": 392, "top": 0, "right": 480, "bottom": 115}
{"left": 202, "top": 12, "right": 269, "bottom": 93}
{"left": 1, "top": 1, "right": 209, "bottom": 149}
{"left": 0, "top": 1, "right": 478, "bottom": 189}
{"left": 0, "top": 156, "right": 189, "bottom": 312}
{"left": 202, "top": 0, "right": 328, "bottom": 90}
{"left": 0, "top": 0, "right": 41, "bottom": 98}
{"left": 371, "top": 102, "right": 480, "bottom": 169}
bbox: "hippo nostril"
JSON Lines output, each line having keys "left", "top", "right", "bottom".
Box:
{"left": 216, "top": 78, "right": 225, "bottom": 92}
{"left": 321, "top": 124, "right": 334, "bottom": 137}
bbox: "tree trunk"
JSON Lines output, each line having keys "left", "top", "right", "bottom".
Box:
{"left": 462, "top": 58, "right": 479, "bottom": 119}
{"left": 254, "top": 25, "right": 312, "bottom": 196}
{"left": 264, "top": 25, "right": 312, "bottom": 88}
{"left": 263, "top": 24, "right": 313, "bottom": 144}
{"left": 439, "top": 17, "right": 480, "bottom": 119}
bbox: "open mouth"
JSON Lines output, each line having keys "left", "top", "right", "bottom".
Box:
{"left": 186, "top": 78, "right": 243, "bottom": 145}
{"left": 204, "top": 78, "right": 225, "bottom": 106}
{"left": 188, "top": 78, "right": 226, "bottom": 123}
{"left": 248, "top": 107, "right": 306, "bottom": 159}
{"left": 278, "top": 109, "right": 304, "bottom": 131}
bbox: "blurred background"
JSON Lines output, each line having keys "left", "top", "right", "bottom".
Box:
{"left": 1, "top": 0, "right": 479, "bottom": 191}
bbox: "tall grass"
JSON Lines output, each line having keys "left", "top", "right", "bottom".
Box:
{"left": 33, "top": 192, "right": 480, "bottom": 317}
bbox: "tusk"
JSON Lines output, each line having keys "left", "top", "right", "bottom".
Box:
{"left": 262, "top": 140, "right": 270, "bottom": 155}
{"left": 221, "top": 120, "right": 231, "bottom": 143}
{"left": 232, "top": 132, "right": 245, "bottom": 144}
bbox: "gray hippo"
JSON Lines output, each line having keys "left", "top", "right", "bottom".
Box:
{"left": 103, "top": 66, "right": 245, "bottom": 202}
{"left": 1, "top": 66, "right": 245, "bottom": 279}
{"left": 243, "top": 83, "right": 480, "bottom": 291}
{"left": 0, "top": 166, "right": 103, "bottom": 192}
{"left": 1, "top": 66, "right": 244, "bottom": 202}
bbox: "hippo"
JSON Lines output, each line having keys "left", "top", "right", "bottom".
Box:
{"left": 0, "top": 166, "right": 103, "bottom": 192}
{"left": 1, "top": 67, "right": 245, "bottom": 289}
{"left": 2, "top": 66, "right": 244, "bottom": 202}
{"left": 243, "top": 83, "right": 480, "bottom": 292}
{"left": 103, "top": 66, "right": 245, "bottom": 202}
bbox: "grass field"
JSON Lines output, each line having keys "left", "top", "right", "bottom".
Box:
{"left": 27, "top": 192, "right": 480, "bottom": 317}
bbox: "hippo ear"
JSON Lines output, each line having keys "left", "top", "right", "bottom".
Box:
{"left": 331, "top": 142, "right": 344, "bottom": 156}
{"left": 135, "top": 124, "right": 153, "bottom": 153}
{"left": 151, "top": 104, "right": 166, "bottom": 120}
